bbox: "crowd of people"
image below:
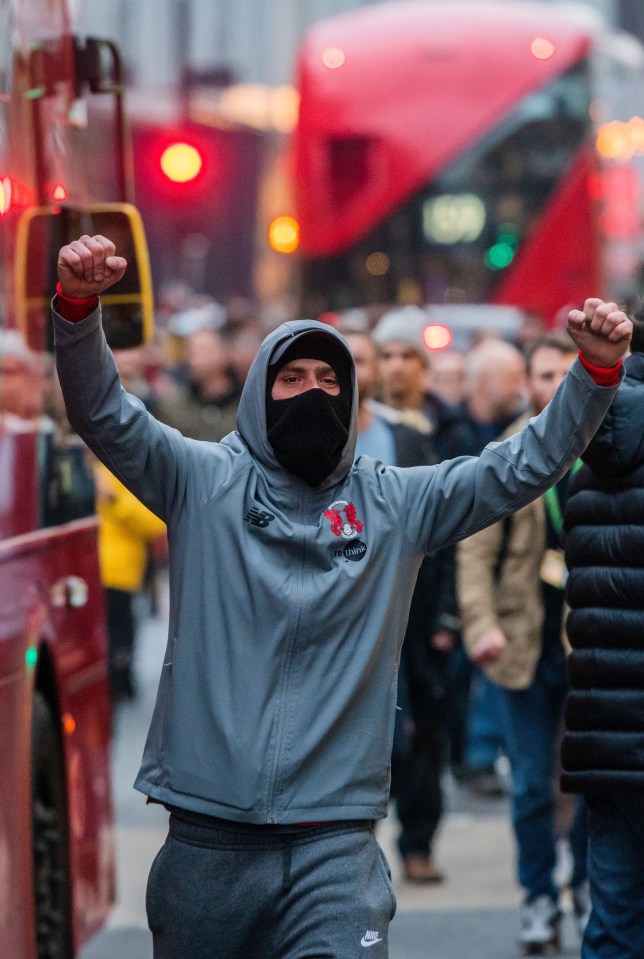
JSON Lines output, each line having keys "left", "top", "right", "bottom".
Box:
{"left": 47, "top": 236, "right": 643, "bottom": 959}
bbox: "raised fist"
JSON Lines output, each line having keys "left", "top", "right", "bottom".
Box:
{"left": 567, "top": 298, "right": 632, "bottom": 368}
{"left": 57, "top": 234, "right": 127, "bottom": 299}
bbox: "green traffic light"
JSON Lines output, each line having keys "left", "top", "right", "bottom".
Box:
{"left": 485, "top": 241, "right": 515, "bottom": 270}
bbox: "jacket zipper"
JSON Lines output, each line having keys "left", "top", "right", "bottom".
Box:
{"left": 265, "top": 505, "right": 308, "bottom": 822}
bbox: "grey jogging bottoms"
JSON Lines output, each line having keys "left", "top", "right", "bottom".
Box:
{"left": 146, "top": 813, "right": 397, "bottom": 958}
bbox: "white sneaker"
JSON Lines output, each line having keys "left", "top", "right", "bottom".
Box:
{"left": 553, "top": 838, "right": 573, "bottom": 890}
{"left": 519, "top": 895, "right": 561, "bottom": 955}
{"left": 572, "top": 880, "right": 591, "bottom": 938}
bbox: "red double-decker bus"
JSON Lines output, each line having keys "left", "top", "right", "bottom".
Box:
{"left": 289, "top": 1, "right": 644, "bottom": 331}
{"left": 0, "top": 2, "right": 152, "bottom": 956}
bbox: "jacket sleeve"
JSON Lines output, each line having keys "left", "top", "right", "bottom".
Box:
{"left": 52, "top": 301, "right": 227, "bottom": 522}
{"left": 457, "top": 522, "right": 505, "bottom": 653}
{"left": 388, "top": 357, "right": 621, "bottom": 555}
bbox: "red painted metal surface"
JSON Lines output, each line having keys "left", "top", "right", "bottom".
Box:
{"left": 0, "top": 521, "right": 115, "bottom": 958}
{"left": 0, "top": 2, "right": 116, "bottom": 955}
{"left": 0, "top": 426, "right": 39, "bottom": 539}
{"left": 294, "top": 1, "right": 591, "bottom": 256}
{"left": 492, "top": 146, "right": 601, "bottom": 323}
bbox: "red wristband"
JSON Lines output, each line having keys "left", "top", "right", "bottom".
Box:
{"left": 578, "top": 350, "right": 621, "bottom": 387}
{"left": 55, "top": 281, "right": 99, "bottom": 322}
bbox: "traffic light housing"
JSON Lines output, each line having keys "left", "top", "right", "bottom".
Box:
{"left": 130, "top": 120, "right": 265, "bottom": 301}
{"left": 134, "top": 125, "right": 217, "bottom": 201}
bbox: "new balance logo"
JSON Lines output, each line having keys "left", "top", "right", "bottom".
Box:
{"left": 244, "top": 506, "right": 276, "bottom": 529}
{"left": 360, "top": 930, "right": 383, "bottom": 947}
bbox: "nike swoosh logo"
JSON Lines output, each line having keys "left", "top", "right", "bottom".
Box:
{"left": 360, "top": 936, "right": 383, "bottom": 947}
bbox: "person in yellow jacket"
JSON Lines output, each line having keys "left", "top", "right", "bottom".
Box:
{"left": 95, "top": 461, "right": 166, "bottom": 702}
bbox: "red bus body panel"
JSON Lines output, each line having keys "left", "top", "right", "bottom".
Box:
{"left": 0, "top": 1, "right": 117, "bottom": 954}
{"left": 492, "top": 146, "right": 600, "bottom": 318}
{"left": 295, "top": 1, "right": 591, "bottom": 256}
{"left": 0, "top": 517, "right": 115, "bottom": 959}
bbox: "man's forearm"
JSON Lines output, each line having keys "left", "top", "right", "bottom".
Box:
{"left": 52, "top": 301, "right": 173, "bottom": 521}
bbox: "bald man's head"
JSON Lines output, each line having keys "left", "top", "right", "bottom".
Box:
{"left": 464, "top": 339, "right": 527, "bottom": 423}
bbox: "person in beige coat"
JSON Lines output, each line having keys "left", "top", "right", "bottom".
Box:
{"left": 457, "top": 334, "right": 589, "bottom": 956}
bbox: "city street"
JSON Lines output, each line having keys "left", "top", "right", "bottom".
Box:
{"left": 4, "top": 3, "right": 644, "bottom": 958}
{"left": 80, "top": 587, "right": 584, "bottom": 959}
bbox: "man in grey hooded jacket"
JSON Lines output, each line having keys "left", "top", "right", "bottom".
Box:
{"left": 53, "top": 234, "right": 631, "bottom": 959}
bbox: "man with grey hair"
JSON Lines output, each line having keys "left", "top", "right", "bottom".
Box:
{"left": 443, "top": 338, "right": 528, "bottom": 458}
{"left": 436, "top": 336, "right": 528, "bottom": 795}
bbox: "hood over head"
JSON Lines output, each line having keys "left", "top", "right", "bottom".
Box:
{"left": 236, "top": 320, "right": 358, "bottom": 490}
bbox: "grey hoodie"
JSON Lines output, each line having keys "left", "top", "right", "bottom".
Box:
{"left": 54, "top": 308, "right": 619, "bottom": 824}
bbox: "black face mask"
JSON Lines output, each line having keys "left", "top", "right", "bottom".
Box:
{"left": 266, "top": 388, "right": 351, "bottom": 487}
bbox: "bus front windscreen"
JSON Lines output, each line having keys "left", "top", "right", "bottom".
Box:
{"left": 301, "top": 62, "right": 592, "bottom": 318}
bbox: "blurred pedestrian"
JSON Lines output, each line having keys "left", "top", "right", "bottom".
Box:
{"left": 223, "top": 318, "right": 266, "bottom": 385}
{"left": 0, "top": 328, "right": 42, "bottom": 420}
{"left": 372, "top": 304, "right": 451, "bottom": 434}
{"left": 52, "top": 233, "right": 629, "bottom": 959}
{"left": 562, "top": 315, "right": 644, "bottom": 959}
{"left": 437, "top": 338, "right": 528, "bottom": 795}
{"left": 345, "top": 327, "right": 458, "bottom": 884}
{"left": 41, "top": 355, "right": 96, "bottom": 527}
{"left": 457, "top": 335, "right": 588, "bottom": 955}
{"left": 155, "top": 326, "right": 241, "bottom": 442}
{"left": 438, "top": 337, "right": 527, "bottom": 459}
{"left": 94, "top": 461, "right": 166, "bottom": 702}
{"left": 428, "top": 348, "right": 465, "bottom": 407}
{"left": 420, "top": 337, "right": 525, "bottom": 797}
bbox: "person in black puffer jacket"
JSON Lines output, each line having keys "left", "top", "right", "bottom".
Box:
{"left": 562, "top": 315, "right": 644, "bottom": 959}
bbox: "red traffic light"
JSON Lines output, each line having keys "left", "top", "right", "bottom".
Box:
{"left": 0, "top": 175, "right": 34, "bottom": 215}
{"left": 0, "top": 176, "right": 11, "bottom": 215}
{"left": 159, "top": 142, "right": 204, "bottom": 184}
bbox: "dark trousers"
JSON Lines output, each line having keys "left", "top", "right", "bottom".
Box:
{"left": 391, "top": 650, "right": 446, "bottom": 860}
{"left": 583, "top": 789, "right": 644, "bottom": 959}
{"left": 391, "top": 716, "right": 444, "bottom": 859}
{"left": 146, "top": 813, "right": 396, "bottom": 958}
{"left": 497, "top": 649, "right": 588, "bottom": 902}
{"left": 105, "top": 587, "right": 135, "bottom": 699}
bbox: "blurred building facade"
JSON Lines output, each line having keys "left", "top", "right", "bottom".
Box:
{"left": 80, "top": 0, "right": 626, "bottom": 91}
{"left": 75, "top": 0, "right": 641, "bottom": 309}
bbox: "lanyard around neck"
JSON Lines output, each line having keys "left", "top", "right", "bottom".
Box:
{"left": 543, "top": 460, "right": 582, "bottom": 537}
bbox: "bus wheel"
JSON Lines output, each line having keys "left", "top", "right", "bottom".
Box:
{"left": 31, "top": 692, "right": 73, "bottom": 959}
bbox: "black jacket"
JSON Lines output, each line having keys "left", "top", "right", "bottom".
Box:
{"left": 561, "top": 352, "right": 644, "bottom": 793}
{"left": 389, "top": 420, "right": 458, "bottom": 637}
{"left": 386, "top": 422, "right": 459, "bottom": 715}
